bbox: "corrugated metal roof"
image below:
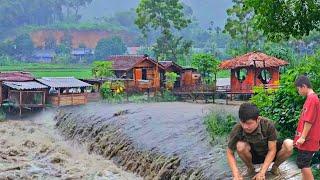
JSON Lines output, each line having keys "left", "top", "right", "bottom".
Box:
{"left": 220, "top": 51, "right": 289, "bottom": 69}
{"left": 3, "top": 81, "right": 47, "bottom": 90}
{"left": 37, "top": 77, "right": 92, "bottom": 88}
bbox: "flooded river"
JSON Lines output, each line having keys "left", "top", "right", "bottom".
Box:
{"left": 0, "top": 110, "right": 141, "bottom": 179}
{"left": 0, "top": 102, "right": 301, "bottom": 179}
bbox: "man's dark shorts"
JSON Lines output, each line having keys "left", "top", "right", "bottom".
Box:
{"left": 250, "top": 140, "right": 283, "bottom": 164}
{"left": 296, "top": 150, "right": 315, "bottom": 169}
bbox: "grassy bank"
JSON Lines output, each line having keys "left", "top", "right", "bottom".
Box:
{"left": 0, "top": 63, "right": 93, "bottom": 79}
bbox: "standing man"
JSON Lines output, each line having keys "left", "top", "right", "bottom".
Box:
{"left": 226, "top": 103, "right": 293, "bottom": 180}
{"left": 294, "top": 75, "right": 320, "bottom": 180}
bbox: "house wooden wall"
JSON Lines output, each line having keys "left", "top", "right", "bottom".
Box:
{"left": 230, "top": 67, "right": 280, "bottom": 93}
{"left": 180, "top": 70, "right": 201, "bottom": 87}
{"left": 48, "top": 93, "right": 88, "bottom": 106}
{"left": 131, "top": 60, "right": 161, "bottom": 91}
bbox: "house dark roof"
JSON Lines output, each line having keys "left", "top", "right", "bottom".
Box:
{"left": 0, "top": 72, "right": 34, "bottom": 82}
{"left": 220, "top": 51, "right": 289, "bottom": 69}
{"left": 37, "top": 77, "right": 92, "bottom": 88}
{"left": 33, "top": 50, "right": 55, "bottom": 58}
{"left": 107, "top": 55, "right": 165, "bottom": 71}
{"left": 159, "top": 61, "right": 183, "bottom": 71}
{"left": 3, "top": 81, "right": 47, "bottom": 90}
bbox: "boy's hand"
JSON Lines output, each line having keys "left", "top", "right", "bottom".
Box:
{"left": 233, "top": 173, "right": 243, "bottom": 180}
{"left": 252, "top": 172, "right": 265, "bottom": 180}
{"left": 296, "top": 136, "right": 306, "bottom": 145}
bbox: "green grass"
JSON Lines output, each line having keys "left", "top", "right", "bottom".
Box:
{"left": 0, "top": 63, "right": 93, "bottom": 79}
{"left": 18, "top": 22, "right": 124, "bottom": 34}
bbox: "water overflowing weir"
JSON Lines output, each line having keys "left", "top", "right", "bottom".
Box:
{"left": 54, "top": 102, "right": 234, "bottom": 179}
{"left": 54, "top": 102, "right": 300, "bottom": 180}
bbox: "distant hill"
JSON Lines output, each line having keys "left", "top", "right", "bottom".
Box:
{"left": 80, "top": 0, "right": 232, "bottom": 28}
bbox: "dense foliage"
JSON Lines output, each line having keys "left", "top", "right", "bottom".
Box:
{"left": 191, "top": 53, "right": 219, "bottom": 84}
{"left": 135, "top": 0, "right": 192, "bottom": 61}
{"left": 245, "top": 0, "right": 320, "bottom": 41}
{"left": 251, "top": 50, "right": 320, "bottom": 138}
{"left": 91, "top": 61, "right": 114, "bottom": 78}
{"left": 164, "top": 72, "right": 179, "bottom": 90}
{"left": 94, "top": 36, "right": 127, "bottom": 60}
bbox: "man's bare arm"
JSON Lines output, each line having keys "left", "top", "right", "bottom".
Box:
{"left": 226, "top": 147, "right": 242, "bottom": 178}
{"left": 301, "top": 122, "right": 312, "bottom": 139}
{"left": 260, "top": 141, "right": 277, "bottom": 174}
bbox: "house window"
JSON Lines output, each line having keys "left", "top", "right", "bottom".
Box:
{"left": 127, "top": 70, "right": 133, "bottom": 79}
{"left": 142, "top": 69, "right": 147, "bottom": 80}
{"left": 258, "top": 69, "right": 272, "bottom": 84}
{"left": 235, "top": 68, "right": 247, "bottom": 83}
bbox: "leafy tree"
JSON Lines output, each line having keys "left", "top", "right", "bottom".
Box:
{"left": 165, "top": 72, "right": 179, "bottom": 90}
{"left": 91, "top": 61, "right": 114, "bottom": 78}
{"left": 0, "top": 0, "right": 93, "bottom": 31}
{"left": 56, "top": 33, "right": 72, "bottom": 55}
{"left": 0, "top": 40, "right": 16, "bottom": 56}
{"left": 14, "top": 34, "right": 34, "bottom": 56}
{"left": 152, "top": 33, "right": 192, "bottom": 61}
{"left": 262, "top": 42, "right": 298, "bottom": 68}
{"left": 224, "top": 0, "right": 261, "bottom": 52}
{"left": 192, "top": 53, "right": 219, "bottom": 84}
{"left": 65, "top": 0, "right": 93, "bottom": 21}
{"left": 245, "top": 0, "right": 320, "bottom": 41}
{"left": 44, "top": 36, "right": 57, "bottom": 50}
{"left": 135, "top": 0, "right": 192, "bottom": 61}
{"left": 94, "top": 36, "right": 127, "bottom": 60}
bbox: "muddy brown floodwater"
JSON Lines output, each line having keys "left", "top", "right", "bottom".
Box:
{"left": 0, "top": 110, "right": 142, "bottom": 179}
{"left": 0, "top": 102, "right": 301, "bottom": 179}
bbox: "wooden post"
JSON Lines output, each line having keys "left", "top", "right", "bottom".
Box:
{"left": 43, "top": 90, "right": 46, "bottom": 108}
{"left": 58, "top": 88, "right": 60, "bottom": 106}
{"left": 19, "top": 91, "right": 22, "bottom": 117}
{"left": 253, "top": 61, "right": 257, "bottom": 86}
{"left": 0, "top": 82, "right": 2, "bottom": 106}
{"left": 226, "top": 93, "right": 228, "bottom": 105}
{"left": 71, "top": 93, "right": 74, "bottom": 105}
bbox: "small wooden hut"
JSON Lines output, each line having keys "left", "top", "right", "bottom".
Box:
{"left": 3, "top": 81, "right": 47, "bottom": 116}
{"left": 159, "top": 61, "right": 183, "bottom": 88}
{"left": 0, "top": 72, "right": 35, "bottom": 104}
{"left": 107, "top": 55, "right": 165, "bottom": 92}
{"left": 220, "top": 51, "right": 289, "bottom": 93}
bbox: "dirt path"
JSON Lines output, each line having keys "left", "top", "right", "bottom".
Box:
{"left": 0, "top": 111, "right": 142, "bottom": 179}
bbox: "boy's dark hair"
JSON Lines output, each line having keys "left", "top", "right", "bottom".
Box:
{"left": 295, "top": 75, "right": 312, "bottom": 88}
{"left": 239, "top": 103, "right": 259, "bottom": 122}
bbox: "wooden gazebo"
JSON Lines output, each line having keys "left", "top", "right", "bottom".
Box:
{"left": 220, "top": 51, "right": 289, "bottom": 93}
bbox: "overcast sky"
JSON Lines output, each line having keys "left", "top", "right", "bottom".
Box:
{"left": 80, "top": 0, "right": 233, "bottom": 28}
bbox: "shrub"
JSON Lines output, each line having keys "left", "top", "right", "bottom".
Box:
{"left": 250, "top": 50, "right": 320, "bottom": 138}
{"left": 100, "top": 82, "right": 113, "bottom": 100}
{"left": 205, "top": 113, "right": 237, "bottom": 140}
{"left": 165, "top": 72, "right": 179, "bottom": 90}
{"left": 100, "top": 81, "right": 125, "bottom": 103}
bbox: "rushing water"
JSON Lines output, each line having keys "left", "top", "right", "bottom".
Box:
{"left": 0, "top": 110, "right": 142, "bottom": 179}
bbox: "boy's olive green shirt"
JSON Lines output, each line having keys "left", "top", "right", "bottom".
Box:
{"left": 228, "top": 117, "right": 277, "bottom": 157}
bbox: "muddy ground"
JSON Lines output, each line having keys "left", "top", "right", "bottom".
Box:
{"left": 0, "top": 111, "right": 142, "bottom": 180}
{"left": 54, "top": 102, "right": 301, "bottom": 180}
